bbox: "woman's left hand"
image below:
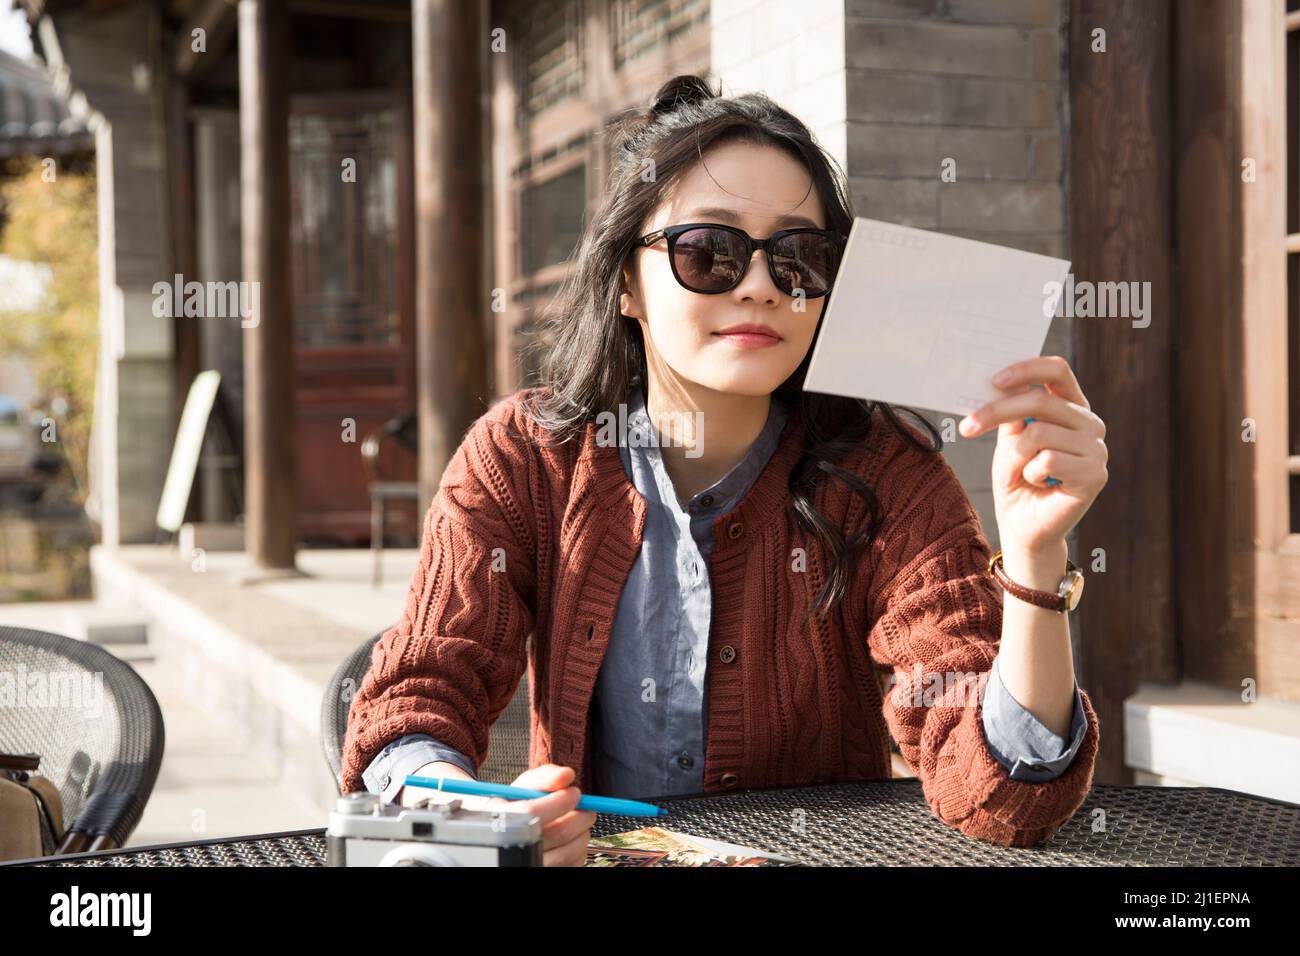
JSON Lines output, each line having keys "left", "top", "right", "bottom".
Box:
{"left": 956, "top": 355, "right": 1108, "bottom": 556}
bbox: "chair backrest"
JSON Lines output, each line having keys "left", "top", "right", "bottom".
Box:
{"left": 360, "top": 410, "right": 418, "bottom": 482}
{"left": 0, "top": 626, "right": 165, "bottom": 848}
{"left": 321, "top": 629, "right": 533, "bottom": 792}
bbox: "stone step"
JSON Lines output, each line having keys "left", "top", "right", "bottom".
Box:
{"left": 58, "top": 605, "right": 151, "bottom": 645}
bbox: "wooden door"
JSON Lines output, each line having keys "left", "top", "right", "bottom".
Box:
{"left": 288, "top": 90, "right": 417, "bottom": 545}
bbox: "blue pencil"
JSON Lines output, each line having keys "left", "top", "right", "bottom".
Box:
{"left": 403, "top": 774, "right": 669, "bottom": 817}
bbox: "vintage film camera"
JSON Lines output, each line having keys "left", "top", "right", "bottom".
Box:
{"left": 327, "top": 791, "right": 544, "bottom": 866}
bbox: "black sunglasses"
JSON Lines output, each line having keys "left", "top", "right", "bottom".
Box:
{"left": 635, "top": 222, "right": 845, "bottom": 298}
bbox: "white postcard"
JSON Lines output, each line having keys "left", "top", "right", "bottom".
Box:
{"left": 803, "top": 217, "right": 1071, "bottom": 418}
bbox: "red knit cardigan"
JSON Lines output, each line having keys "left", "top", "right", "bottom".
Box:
{"left": 340, "top": 387, "right": 1100, "bottom": 847}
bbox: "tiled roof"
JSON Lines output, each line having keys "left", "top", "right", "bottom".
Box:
{"left": 0, "top": 48, "right": 90, "bottom": 155}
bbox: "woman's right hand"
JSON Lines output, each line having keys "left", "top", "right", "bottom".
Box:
{"left": 398, "top": 761, "right": 595, "bottom": 867}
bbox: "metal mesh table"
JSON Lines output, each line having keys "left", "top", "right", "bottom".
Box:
{"left": 10, "top": 780, "right": 1299, "bottom": 866}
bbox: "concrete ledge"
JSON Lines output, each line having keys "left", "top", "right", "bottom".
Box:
{"left": 178, "top": 522, "right": 245, "bottom": 554}
{"left": 1124, "top": 681, "right": 1300, "bottom": 804}
{"left": 1132, "top": 770, "right": 1199, "bottom": 788}
{"left": 89, "top": 544, "right": 410, "bottom": 813}
{"left": 59, "top": 605, "right": 150, "bottom": 644}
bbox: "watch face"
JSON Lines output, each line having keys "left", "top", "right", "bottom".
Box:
{"left": 1064, "top": 572, "right": 1084, "bottom": 610}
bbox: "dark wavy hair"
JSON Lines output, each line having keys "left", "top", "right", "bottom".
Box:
{"left": 520, "top": 73, "right": 941, "bottom": 623}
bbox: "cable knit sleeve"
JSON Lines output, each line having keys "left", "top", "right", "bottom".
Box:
{"left": 338, "top": 408, "right": 538, "bottom": 795}
{"left": 863, "top": 443, "right": 1100, "bottom": 848}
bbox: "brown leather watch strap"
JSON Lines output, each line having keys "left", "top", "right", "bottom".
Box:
{"left": 987, "top": 550, "right": 1075, "bottom": 612}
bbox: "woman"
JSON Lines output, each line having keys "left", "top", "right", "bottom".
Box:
{"left": 341, "top": 74, "right": 1109, "bottom": 866}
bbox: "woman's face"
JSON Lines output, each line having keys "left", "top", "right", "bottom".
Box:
{"left": 620, "top": 140, "right": 829, "bottom": 399}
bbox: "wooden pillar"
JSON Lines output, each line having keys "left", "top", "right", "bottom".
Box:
{"left": 1175, "top": 2, "right": 1293, "bottom": 695}
{"left": 412, "top": 0, "right": 490, "bottom": 513}
{"left": 1069, "top": 0, "right": 1177, "bottom": 783}
{"left": 165, "top": 79, "right": 201, "bottom": 524}
{"left": 238, "top": 0, "right": 297, "bottom": 571}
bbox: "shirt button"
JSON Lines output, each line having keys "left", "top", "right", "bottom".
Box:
{"left": 727, "top": 521, "right": 744, "bottom": 539}
{"left": 720, "top": 772, "right": 739, "bottom": 787}
{"left": 699, "top": 494, "right": 714, "bottom": 507}
{"left": 719, "top": 645, "right": 736, "bottom": 664}
{"left": 677, "top": 752, "right": 694, "bottom": 769}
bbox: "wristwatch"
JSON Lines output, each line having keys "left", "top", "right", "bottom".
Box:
{"left": 987, "top": 549, "right": 1084, "bottom": 613}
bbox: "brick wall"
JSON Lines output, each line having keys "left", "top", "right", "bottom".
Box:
{"left": 844, "top": 0, "right": 1070, "bottom": 551}
{"left": 712, "top": 0, "right": 849, "bottom": 167}
{"left": 716, "top": 0, "right": 1073, "bottom": 553}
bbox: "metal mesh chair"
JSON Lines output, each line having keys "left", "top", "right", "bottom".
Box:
{"left": 321, "top": 629, "right": 533, "bottom": 792}
{"left": 0, "top": 625, "right": 165, "bottom": 854}
{"left": 361, "top": 411, "right": 419, "bottom": 587}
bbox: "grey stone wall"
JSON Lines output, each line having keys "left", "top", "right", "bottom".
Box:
{"left": 44, "top": 3, "right": 175, "bottom": 545}
{"left": 716, "top": 0, "right": 1072, "bottom": 551}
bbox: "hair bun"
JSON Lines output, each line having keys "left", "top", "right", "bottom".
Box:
{"left": 646, "top": 74, "right": 719, "bottom": 120}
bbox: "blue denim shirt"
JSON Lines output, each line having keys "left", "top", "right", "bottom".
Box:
{"left": 361, "top": 383, "right": 1088, "bottom": 804}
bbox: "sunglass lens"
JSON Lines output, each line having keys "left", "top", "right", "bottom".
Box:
{"left": 673, "top": 227, "right": 748, "bottom": 292}
{"left": 771, "top": 233, "right": 838, "bottom": 297}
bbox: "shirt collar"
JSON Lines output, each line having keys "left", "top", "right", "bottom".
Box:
{"left": 583, "top": 384, "right": 805, "bottom": 554}
{"left": 625, "top": 380, "right": 789, "bottom": 516}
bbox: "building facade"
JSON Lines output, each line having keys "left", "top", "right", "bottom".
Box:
{"left": 16, "top": 0, "right": 1300, "bottom": 795}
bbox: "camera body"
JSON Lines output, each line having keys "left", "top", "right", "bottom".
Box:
{"left": 327, "top": 791, "right": 544, "bottom": 866}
